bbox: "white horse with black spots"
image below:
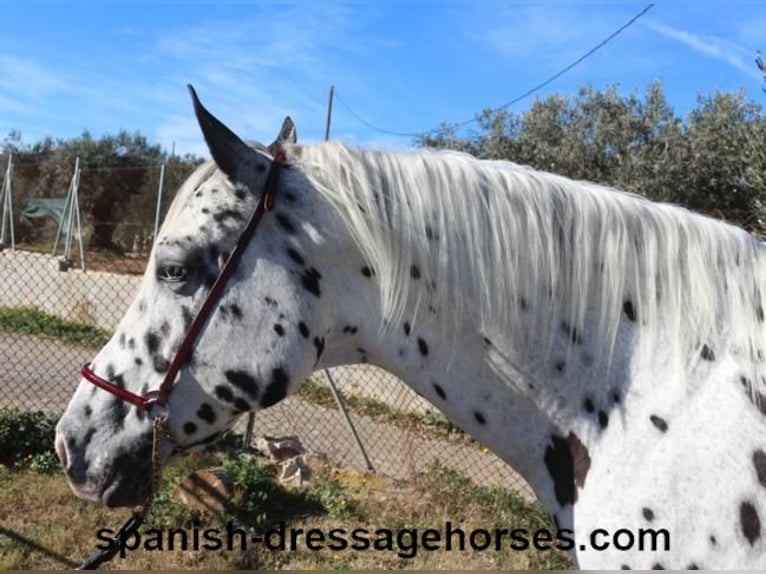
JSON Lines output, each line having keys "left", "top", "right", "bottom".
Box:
{"left": 56, "top": 86, "right": 766, "bottom": 569}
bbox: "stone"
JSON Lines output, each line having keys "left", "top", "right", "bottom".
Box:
{"left": 173, "top": 467, "right": 234, "bottom": 515}
{"left": 254, "top": 435, "right": 305, "bottom": 463}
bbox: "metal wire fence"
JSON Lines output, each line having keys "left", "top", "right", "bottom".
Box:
{"left": 0, "top": 161, "right": 534, "bottom": 500}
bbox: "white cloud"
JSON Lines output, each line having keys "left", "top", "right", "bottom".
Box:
{"left": 0, "top": 54, "right": 95, "bottom": 103}
{"left": 644, "top": 19, "right": 762, "bottom": 81}
{"left": 144, "top": 4, "right": 394, "bottom": 156}
{"left": 461, "top": 5, "right": 619, "bottom": 65}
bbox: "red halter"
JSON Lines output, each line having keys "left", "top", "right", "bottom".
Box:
{"left": 80, "top": 149, "right": 287, "bottom": 415}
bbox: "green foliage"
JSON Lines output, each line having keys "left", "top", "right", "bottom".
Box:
{"left": 0, "top": 408, "right": 61, "bottom": 468}
{"left": 27, "top": 451, "right": 61, "bottom": 474}
{"left": 418, "top": 81, "right": 766, "bottom": 235}
{"left": 1, "top": 129, "right": 202, "bottom": 251}
{"left": 311, "top": 469, "right": 358, "bottom": 519}
{"left": 147, "top": 451, "right": 223, "bottom": 529}
{"left": 0, "top": 306, "right": 110, "bottom": 349}
{"left": 221, "top": 455, "right": 275, "bottom": 528}
{"left": 220, "top": 455, "right": 324, "bottom": 530}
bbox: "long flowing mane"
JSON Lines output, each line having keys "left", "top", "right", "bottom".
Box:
{"left": 296, "top": 142, "right": 766, "bottom": 389}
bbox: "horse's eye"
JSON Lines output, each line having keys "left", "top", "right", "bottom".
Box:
{"left": 158, "top": 264, "right": 187, "bottom": 283}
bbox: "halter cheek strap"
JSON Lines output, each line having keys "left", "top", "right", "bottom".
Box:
{"left": 80, "top": 148, "right": 287, "bottom": 416}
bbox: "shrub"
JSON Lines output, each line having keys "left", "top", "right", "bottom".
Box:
{"left": 0, "top": 408, "right": 61, "bottom": 467}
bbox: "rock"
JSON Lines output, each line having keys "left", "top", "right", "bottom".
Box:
{"left": 279, "top": 452, "right": 331, "bottom": 487}
{"left": 279, "top": 457, "right": 309, "bottom": 485}
{"left": 173, "top": 468, "right": 234, "bottom": 515}
{"left": 254, "top": 435, "right": 305, "bottom": 463}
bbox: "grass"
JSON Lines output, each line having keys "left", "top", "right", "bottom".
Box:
{"left": 0, "top": 306, "right": 111, "bottom": 349}
{"left": 0, "top": 450, "right": 570, "bottom": 570}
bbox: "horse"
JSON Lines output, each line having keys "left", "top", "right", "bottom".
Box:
{"left": 55, "top": 86, "right": 766, "bottom": 569}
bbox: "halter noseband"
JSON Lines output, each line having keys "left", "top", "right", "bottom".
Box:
{"left": 80, "top": 148, "right": 287, "bottom": 417}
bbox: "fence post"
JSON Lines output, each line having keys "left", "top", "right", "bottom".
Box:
{"left": 323, "top": 369, "right": 376, "bottom": 472}
{"left": 0, "top": 153, "right": 15, "bottom": 252}
{"left": 153, "top": 163, "right": 166, "bottom": 245}
{"left": 53, "top": 157, "right": 84, "bottom": 271}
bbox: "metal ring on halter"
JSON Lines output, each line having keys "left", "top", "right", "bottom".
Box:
{"left": 142, "top": 391, "right": 169, "bottom": 423}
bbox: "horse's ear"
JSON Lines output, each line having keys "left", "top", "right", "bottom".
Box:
{"left": 187, "top": 84, "right": 264, "bottom": 183}
{"left": 269, "top": 116, "right": 297, "bottom": 150}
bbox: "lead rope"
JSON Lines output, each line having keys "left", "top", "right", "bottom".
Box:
{"left": 75, "top": 416, "right": 169, "bottom": 570}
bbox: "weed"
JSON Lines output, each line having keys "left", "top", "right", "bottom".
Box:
{"left": 311, "top": 468, "right": 358, "bottom": 520}
{"left": 28, "top": 451, "right": 61, "bottom": 475}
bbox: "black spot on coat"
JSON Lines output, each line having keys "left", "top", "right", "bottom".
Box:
{"left": 286, "top": 248, "right": 305, "bottom": 265}
{"left": 225, "top": 370, "right": 259, "bottom": 400}
{"left": 298, "top": 322, "right": 310, "bottom": 338}
{"left": 740, "top": 500, "right": 761, "bottom": 545}
{"left": 650, "top": 415, "right": 668, "bottom": 432}
{"left": 145, "top": 332, "right": 160, "bottom": 356}
{"left": 560, "top": 321, "right": 583, "bottom": 345}
{"left": 261, "top": 367, "right": 290, "bottom": 408}
{"left": 301, "top": 268, "right": 322, "bottom": 297}
{"left": 183, "top": 421, "right": 197, "bottom": 435}
{"left": 543, "top": 432, "right": 591, "bottom": 506}
{"left": 197, "top": 403, "right": 216, "bottom": 425}
{"left": 417, "top": 338, "right": 429, "bottom": 356}
{"left": 754, "top": 449, "right": 766, "bottom": 488}
{"left": 276, "top": 213, "right": 296, "bottom": 234}
{"left": 701, "top": 344, "right": 715, "bottom": 361}
{"left": 314, "top": 337, "right": 325, "bottom": 362}
{"left": 213, "top": 208, "right": 244, "bottom": 225}
{"left": 623, "top": 300, "right": 636, "bottom": 322}
{"left": 215, "top": 385, "right": 234, "bottom": 403}
{"left": 433, "top": 383, "right": 446, "bottom": 400}
{"left": 233, "top": 398, "right": 251, "bottom": 413}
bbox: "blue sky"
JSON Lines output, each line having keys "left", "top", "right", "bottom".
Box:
{"left": 1, "top": 1, "right": 765, "bottom": 158}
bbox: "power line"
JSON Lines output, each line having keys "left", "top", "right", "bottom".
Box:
{"left": 334, "top": 3, "right": 655, "bottom": 139}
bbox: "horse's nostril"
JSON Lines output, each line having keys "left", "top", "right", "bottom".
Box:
{"left": 55, "top": 431, "right": 68, "bottom": 469}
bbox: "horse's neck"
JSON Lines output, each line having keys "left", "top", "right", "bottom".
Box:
{"left": 344, "top": 292, "right": 765, "bottom": 567}
{"left": 352, "top": 301, "right": 623, "bottom": 511}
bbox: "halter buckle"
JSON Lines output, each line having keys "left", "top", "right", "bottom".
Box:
{"left": 143, "top": 393, "right": 168, "bottom": 422}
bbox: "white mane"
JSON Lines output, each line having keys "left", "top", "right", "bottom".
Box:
{"left": 295, "top": 141, "right": 766, "bottom": 389}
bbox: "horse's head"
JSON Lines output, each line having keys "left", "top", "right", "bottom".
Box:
{"left": 55, "top": 87, "right": 365, "bottom": 506}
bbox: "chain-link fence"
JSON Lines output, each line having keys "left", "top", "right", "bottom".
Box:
{"left": 0, "top": 160, "right": 534, "bottom": 500}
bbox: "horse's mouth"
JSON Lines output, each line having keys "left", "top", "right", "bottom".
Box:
{"left": 63, "top": 473, "right": 150, "bottom": 507}
{"left": 56, "top": 427, "right": 154, "bottom": 507}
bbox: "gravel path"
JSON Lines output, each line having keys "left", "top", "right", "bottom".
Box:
{"left": 1, "top": 333, "right": 535, "bottom": 501}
